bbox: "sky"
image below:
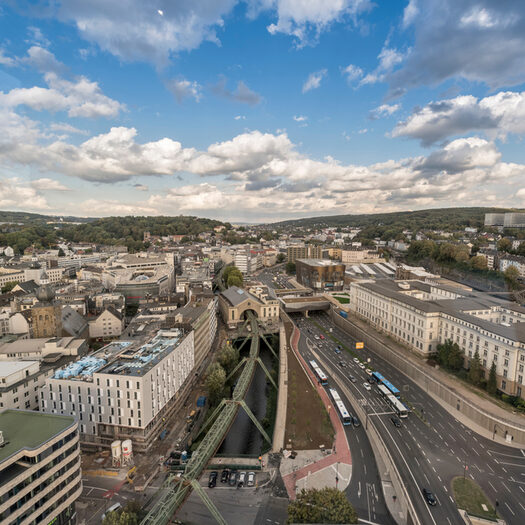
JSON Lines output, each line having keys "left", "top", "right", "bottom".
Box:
{"left": 1, "top": 0, "right": 525, "bottom": 223}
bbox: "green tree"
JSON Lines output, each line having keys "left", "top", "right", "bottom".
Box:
{"left": 287, "top": 488, "right": 358, "bottom": 524}
{"left": 223, "top": 265, "right": 244, "bottom": 288}
{"left": 468, "top": 350, "right": 482, "bottom": 386}
{"left": 504, "top": 266, "right": 520, "bottom": 289}
{"left": 205, "top": 363, "right": 227, "bottom": 404}
{"left": 102, "top": 501, "right": 144, "bottom": 525}
{"left": 487, "top": 362, "right": 498, "bottom": 395}
{"left": 448, "top": 343, "right": 464, "bottom": 371}
{"left": 1, "top": 281, "right": 19, "bottom": 294}
{"left": 285, "top": 262, "right": 296, "bottom": 275}
{"left": 470, "top": 255, "right": 487, "bottom": 270}
{"left": 497, "top": 238, "right": 512, "bottom": 253}
{"left": 217, "top": 344, "right": 240, "bottom": 375}
{"left": 276, "top": 253, "right": 286, "bottom": 263}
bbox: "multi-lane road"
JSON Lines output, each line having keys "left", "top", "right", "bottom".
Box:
{"left": 292, "top": 310, "right": 525, "bottom": 525}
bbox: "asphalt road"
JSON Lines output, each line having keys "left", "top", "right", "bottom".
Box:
{"left": 293, "top": 311, "right": 525, "bottom": 525}
{"left": 294, "top": 319, "right": 396, "bottom": 524}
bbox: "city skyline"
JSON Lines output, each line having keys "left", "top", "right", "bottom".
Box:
{"left": 1, "top": 1, "right": 525, "bottom": 222}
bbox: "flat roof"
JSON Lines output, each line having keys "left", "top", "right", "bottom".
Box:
{"left": 0, "top": 409, "right": 75, "bottom": 464}
{"left": 296, "top": 258, "right": 343, "bottom": 267}
{"left": 0, "top": 360, "right": 38, "bottom": 377}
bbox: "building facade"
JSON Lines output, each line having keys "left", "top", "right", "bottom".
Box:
{"left": 296, "top": 259, "right": 346, "bottom": 292}
{"left": 286, "top": 244, "right": 323, "bottom": 264}
{"left": 0, "top": 410, "right": 82, "bottom": 525}
{"left": 88, "top": 307, "right": 125, "bottom": 339}
{"left": 349, "top": 279, "right": 525, "bottom": 399}
{"left": 41, "top": 329, "right": 194, "bottom": 451}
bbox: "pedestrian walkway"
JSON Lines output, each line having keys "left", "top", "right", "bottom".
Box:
{"left": 280, "top": 326, "right": 352, "bottom": 499}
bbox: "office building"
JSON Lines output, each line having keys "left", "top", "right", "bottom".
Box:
{"left": 349, "top": 279, "right": 525, "bottom": 398}
{"left": 0, "top": 409, "right": 82, "bottom": 525}
{"left": 296, "top": 259, "right": 346, "bottom": 292}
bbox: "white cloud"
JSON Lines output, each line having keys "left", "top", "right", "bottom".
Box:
{"left": 0, "top": 72, "right": 125, "bottom": 118}
{"left": 234, "top": 115, "right": 246, "bottom": 120}
{"left": 26, "top": 26, "right": 50, "bottom": 48}
{"left": 49, "top": 122, "right": 89, "bottom": 136}
{"left": 341, "top": 64, "right": 363, "bottom": 84}
{"left": 302, "top": 69, "right": 327, "bottom": 93}
{"left": 0, "top": 49, "right": 15, "bottom": 67}
{"left": 30, "top": 178, "right": 70, "bottom": 191}
{"left": 0, "top": 178, "right": 50, "bottom": 210}
{"left": 392, "top": 91, "right": 525, "bottom": 145}
{"left": 167, "top": 78, "right": 202, "bottom": 103}
{"left": 360, "top": 46, "right": 405, "bottom": 85}
{"left": 22, "top": 46, "right": 66, "bottom": 74}
{"left": 370, "top": 103, "right": 400, "bottom": 119}
{"left": 293, "top": 115, "right": 307, "bottom": 122}
{"left": 133, "top": 184, "right": 149, "bottom": 191}
{"left": 390, "top": 0, "right": 525, "bottom": 92}
{"left": 402, "top": 0, "right": 418, "bottom": 28}
{"left": 54, "top": 1, "right": 238, "bottom": 66}
{"left": 262, "top": 0, "right": 373, "bottom": 46}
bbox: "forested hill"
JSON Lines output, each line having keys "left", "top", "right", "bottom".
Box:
{"left": 270, "top": 208, "right": 522, "bottom": 231}
{"left": 0, "top": 215, "right": 227, "bottom": 253}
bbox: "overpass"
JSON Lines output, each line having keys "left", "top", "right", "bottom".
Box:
{"left": 279, "top": 295, "right": 331, "bottom": 314}
{"left": 140, "top": 312, "right": 276, "bottom": 525}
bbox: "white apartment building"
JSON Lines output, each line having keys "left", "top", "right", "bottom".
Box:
{"left": 499, "top": 255, "right": 525, "bottom": 278}
{"left": 41, "top": 329, "right": 195, "bottom": 451}
{"left": 0, "top": 410, "right": 82, "bottom": 525}
{"left": 88, "top": 307, "right": 124, "bottom": 339}
{"left": 0, "top": 360, "right": 53, "bottom": 410}
{"left": 350, "top": 279, "right": 525, "bottom": 398}
{"left": 341, "top": 248, "right": 382, "bottom": 265}
{"left": 234, "top": 251, "right": 261, "bottom": 275}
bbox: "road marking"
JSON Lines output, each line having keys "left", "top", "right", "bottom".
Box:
{"left": 502, "top": 481, "right": 511, "bottom": 493}
{"left": 502, "top": 467, "right": 507, "bottom": 473}
{"left": 488, "top": 481, "right": 497, "bottom": 492}
{"left": 504, "top": 502, "right": 515, "bottom": 516}
{"left": 489, "top": 450, "right": 525, "bottom": 460}
{"left": 437, "top": 476, "right": 442, "bottom": 482}
{"left": 443, "top": 486, "right": 448, "bottom": 493}
{"left": 450, "top": 496, "right": 454, "bottom": 503}
{"left": 498, "top": 461, "right": 525, "bottom": 468}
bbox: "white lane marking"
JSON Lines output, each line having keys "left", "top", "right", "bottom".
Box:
{"left": 504, "top": 502, "right": 515, "bottom": 516}
{"left": 502, "top": 481, "right": 511, "bottom": 493}
{"left": 488, "top": 481, "right": 497, "bottom": 492}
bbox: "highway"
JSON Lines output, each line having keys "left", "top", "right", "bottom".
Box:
{"left": 293, "top": 310, "right": 525, "bottom": 525}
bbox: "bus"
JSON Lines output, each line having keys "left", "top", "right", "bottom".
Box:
{"left": 371, "top": 371, "right": 400, "bottom": 398}
{"left": 309, "top": 360, "right": 328, "bottom": 385}
{"left": 376, "top": 384, "right": 391, "bottom": 399}
{"left": 387, "top": 394, "right": 409, "bottom": 418}
{"left": 329, "top": 388, "right": 352, "bottom": 426}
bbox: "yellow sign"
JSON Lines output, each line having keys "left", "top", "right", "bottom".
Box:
{"left": 356, "top": 342, "right": 364, "bottom": 349}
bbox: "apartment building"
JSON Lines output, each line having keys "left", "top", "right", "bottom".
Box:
{"left": 88, "top": 306, "right": 124, "bottom": 339}
{"left": 41, "top": 329, "right": 194, "bottom": 451}
{"left": 234, "top": 251, "right": 262, "bottom": 275}
{"left": 349, "top": 279, "right": 525, "bottom": 398}
{"left": 499, "top": 255, "right": 525, "bottom": 278}
{"left": 286, "top": 244, "right": 323, "bottom": 264}
{"left": 0, "top": 361, "right": 54, "bottom": 410}
{"left": 0, "top": 410, "right": 82, "bottom": 525}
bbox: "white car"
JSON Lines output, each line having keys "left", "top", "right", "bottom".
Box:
{"left": 353, "top": 357, "right": 359, "bottom": 364}
{"left": 363, "top": 382, "right": 371, "bottom": 391}
{"left": 359, "top": 363, "right": 366, "bottom": 369}
{"left": 247, "top": 472, "right": 255, "bottom": 487}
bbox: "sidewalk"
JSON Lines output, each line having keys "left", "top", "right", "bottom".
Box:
{"left": 344, "top": 311, "right": 525, "bottom": 446}
{"left": 272, "top": 320, "right": 289, "bottom": 452}
{"left": 280, "top": 326, "right": 352, "bottom": 499}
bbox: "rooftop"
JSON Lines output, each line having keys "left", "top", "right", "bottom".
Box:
{"left": 296, "top": 258, "right": 343, "bottom": 267}
{"left": 0, "top": 360, "right": 38, "bottom": 378}
{"left": 0, "top": 409, "right": 76, "bottom": 464}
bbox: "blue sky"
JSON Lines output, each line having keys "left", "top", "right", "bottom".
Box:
{"left": 1, "top": 0, "right": 525, "bottom": 222}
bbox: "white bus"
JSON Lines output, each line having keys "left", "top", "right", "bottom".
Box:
{"left": 329, "top": 388, "right": 352, "bottom": 425}
{"left": 309, "top": 360, "right": 328, "bottom": 385}
{"left": 387, "top": 394, "right": 409, "bottom": 418}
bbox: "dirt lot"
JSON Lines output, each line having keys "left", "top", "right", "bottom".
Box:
{"left": 283, "top": 322, "right": 334, "bottom": 450}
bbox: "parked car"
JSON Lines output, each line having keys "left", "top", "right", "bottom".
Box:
{"left": 363, "top": 382, "right": 371, "bottom": 391}
{"left": 238, "top": 471, "right": 246, "bottom": 487}
{"left": 391, "top": 416, "right": 402, "bottom": 428}
{"left": 422, "top": 488, "right": 437, "bottom": 506}
{"left": 353, "top": 358, "right": 359, "bottom": 364}
{"left": 228, "top": 471, "right": 238, "bottom": 486}
{"left": 220, "top": 469, "right": 230, "bottom": 483}
{"left": 247, "top": 472, "right": 256, "bottom": 487}
{"left": 359, "top": 362, "right": 366, "bottom": 369}
{"left": 208, "top": 471, "right": 218, "bottom": 488}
